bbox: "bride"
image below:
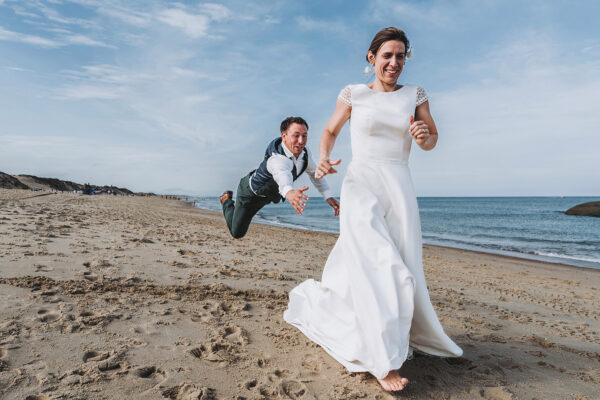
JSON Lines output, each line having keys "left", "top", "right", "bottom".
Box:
{"left": 283, "top": 27, "right": 463, "bottom": 392}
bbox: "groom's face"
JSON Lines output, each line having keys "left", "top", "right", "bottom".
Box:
{"left": 282, "top": 123, "right": 308, "bottom": 158}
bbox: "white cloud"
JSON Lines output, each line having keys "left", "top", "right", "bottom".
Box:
{"left": 199, "top": 3, "right": 230, "bottom": 21}
{"left": 170, "top": 67, "right": 224, "bottom": 81}
{"left": 54, "top": 64, "right": 157, "bottom": 100}
{"left": 44, "top": 27, "right": 73, "bottom": 34}
{"left": 582, "top": 43, "right": 600, "bottom": 57}
{"left": 368, "top": 0, "right": 452, "bottom": 26}
{"left": 295, "top": 16, "right": 349, "bottom": 36}
{"left": 62, "top": 64, "right": 154, "bottom": 84}
{"left": 4, "top": 66, "right": 31, "bottom": 72}
{"left": 0, "top": 26, "right": 61, "bottom": 47}
{"left": 63, "top": 33, "right": 115, "bottom": 48}
{"left": 127, "top": 102, "right": 220, "bottom": 145}
{"left": 157, "top": 8, "right": 211, "bottom": 38}
{"left": 0, "top": 22, "right": 111, "bottom": 49}
{"left": 34, "top": 2, "right": 99, "bottom": 29}
{"left": 264, "top": 15, "right": 280, "bottom": 24}
{"left": 96, "top": 5, "right": 151, "bottom": 27}
{"left": 11, "top": 6, "right": 41, "bottom": 19}
{"left": 48, "top": 60, "right": 223, "bottom": 147}
{"left": 55, "top": 84, "right": 124, "bottom": 99}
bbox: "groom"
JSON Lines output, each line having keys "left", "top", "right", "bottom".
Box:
{"left": 220, "top": 116, "right": 340, "bottom": 239}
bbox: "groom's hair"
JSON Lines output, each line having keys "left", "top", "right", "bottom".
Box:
{"left": 280, "top": 116, "right": 309, "bottom": 133}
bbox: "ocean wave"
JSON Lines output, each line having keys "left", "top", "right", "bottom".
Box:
{"left": 253, "top": 214, "right": 337, "bottom": 234}
{"left": 532, "top": 251, "right": 600, "bottom": 264}
{"left": 455, "top": 232, "right": 597, "bottom": 247}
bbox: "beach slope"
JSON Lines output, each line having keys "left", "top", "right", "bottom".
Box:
{"left": 0, "top": 189, "right": 598, "bottom": 399}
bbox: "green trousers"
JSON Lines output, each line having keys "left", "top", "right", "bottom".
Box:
{"left": 222, "top": 173, "right": 272, "bottom": 239}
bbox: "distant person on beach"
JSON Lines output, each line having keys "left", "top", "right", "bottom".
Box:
{"left": 219, "top": 116, "right": 340, "bottom": 239}
{"left": 284, "top": 27, "right": 463, "bottom": 392}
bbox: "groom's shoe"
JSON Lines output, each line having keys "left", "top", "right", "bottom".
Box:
{"left": 219, "top": 190, "right": 233, "bottom": 204}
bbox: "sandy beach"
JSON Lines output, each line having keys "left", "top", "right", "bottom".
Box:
{"left": 0, "top": 189, "right": 598, "bottom": 400}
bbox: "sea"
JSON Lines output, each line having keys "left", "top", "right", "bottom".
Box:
{"left": 186, "top": 196, "right": 600, "bottom": 270}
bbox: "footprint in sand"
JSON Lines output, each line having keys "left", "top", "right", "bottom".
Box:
{"left": 82, "top": 350, "right": 110, "bottom": 363}
{"left": 162, "top": 383, "right": 215, "bottom": 400}
{"left": 256, "top": 358, "right": 268, "bottom": 368}
{"left": 221, "top": 324, "right": 249, "bottom": 346}
{"left": 481, "top": 386, "right": 516, "bottom": 400}
{"left": 78, "top": 310, "right": 120, "bottom": 327}
{"left": 190, "top": 312, "right": 214, "bottom": 323}
{"left": 254, "top": 370, "right": 315, "bottom": 400}
{"left": 245, "top": 379, "right": 258, "bottom": 390}
{"left": 37, "top": 308, "right": 61, "bottom": 323}
{"left": 134, "top": 365, "right": 166, "bottom": 381}
{"left": 301, "top": 354, "right": 321, "bottom": 373}
{"left": 97, "top": 356, "right": 122, "bottom": 372}
{"left": 206, "top": 301, "right": 230, "bottom": 318}
{"left": 280, "top": 380, "right": 315, "bottom": 400}
{"left": 81, "top": 349, "right": 122, "bottom": 372}
{"left": 83, "top": 259, "right": 112, "bottom": 269}
{"left": 34, "top": 265, "right": 53, "bottom": 272}
{"left": 0, "top": 349, "right": 7, "bottom": 372}
{"left": 81, "top": 271, "right": 98, "bottom": 281}
{"left": 189, "top": 342, "right": 233, "bottom": 365}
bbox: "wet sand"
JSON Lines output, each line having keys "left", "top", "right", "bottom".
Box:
{"left": 0, "top": 189, "right": 598, "bottom": 399}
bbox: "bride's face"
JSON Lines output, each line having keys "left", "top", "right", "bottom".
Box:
{"left": 369, "top": 40, "right": 406, "bottom": 86}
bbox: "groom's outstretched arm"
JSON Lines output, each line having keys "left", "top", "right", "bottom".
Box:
{"left": 267, "top": 154, "right": 309, "bottom": 216}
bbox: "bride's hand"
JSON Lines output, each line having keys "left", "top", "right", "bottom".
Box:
{"left": 409, "top": 115, "right": 430, "bottom": 145}
{"left": 315, "top": 158, "right": 342, "bottom": 179}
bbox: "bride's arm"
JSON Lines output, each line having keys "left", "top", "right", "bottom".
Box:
{"left": 315, "top": 99, "right": 351, "bottom": 179}
{"left": 412, "top": 100, "right": 439, "bottom": 151}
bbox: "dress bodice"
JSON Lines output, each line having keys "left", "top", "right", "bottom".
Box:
{"left": 343, "top": 84, "right": 421, "bottom": 164}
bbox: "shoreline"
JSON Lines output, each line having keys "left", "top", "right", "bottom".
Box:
{"left": 190, "top": 202, "right": 600, "bottom": 271}
{"left": 1, "top": 189, "right": 598, "bottom": 399}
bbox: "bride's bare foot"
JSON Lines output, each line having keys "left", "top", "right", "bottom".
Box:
{"left": 377, "top": 370, "right": 408, "bottom": 391}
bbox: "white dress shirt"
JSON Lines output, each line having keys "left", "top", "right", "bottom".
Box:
{"left": 266, "top": 142, "right": 333, "bottom": 200}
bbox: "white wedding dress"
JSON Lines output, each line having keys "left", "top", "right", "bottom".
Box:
{"left": 283, "top": 84, "right": 463, "bottom": 379}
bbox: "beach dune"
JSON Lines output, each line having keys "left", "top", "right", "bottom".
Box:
{"left": 0, "top": 189, "right": 598, "bottom": 399}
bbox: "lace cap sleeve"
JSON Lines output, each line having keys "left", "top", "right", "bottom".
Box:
{"left": 338, "top": 86, "right": 352, "bottom": 107}
{"left": 416, "top": 86, "right": 428, "bottom": 106}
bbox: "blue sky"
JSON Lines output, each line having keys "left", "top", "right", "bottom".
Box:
{"left": 1, "top": 0, "right": 599, "bottom": 196}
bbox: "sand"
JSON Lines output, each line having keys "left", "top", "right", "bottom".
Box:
{"left": 0, "top": 189, "right": 598, "bottom": 400}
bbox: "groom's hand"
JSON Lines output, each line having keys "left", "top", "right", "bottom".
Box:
{"left": 326, "top": 197, "right": 340, "bottom": 216}
{"left": 286, "top": 186, "right": 309, "bottom": 216}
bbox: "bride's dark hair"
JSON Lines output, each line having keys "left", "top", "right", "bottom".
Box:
{"left": 366, "top": 27, "right": 410, "bottom": 62}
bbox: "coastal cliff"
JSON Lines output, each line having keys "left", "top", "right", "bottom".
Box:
{"left": 0, "top": 172, "right": 30, "bottom": 189}
{"left": 0, "top": 171, "right": 134, "bottom": 195}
